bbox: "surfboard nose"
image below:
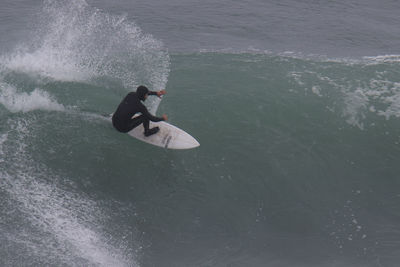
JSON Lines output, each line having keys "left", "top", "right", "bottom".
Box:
{"left": 193, "top": 139, "right": 200, "bottom": 148}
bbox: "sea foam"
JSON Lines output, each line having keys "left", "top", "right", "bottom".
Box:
{"left": 0, "top": 117, "right": 138, "bottom": 266}
{"left": 0, "top": 83, "right": 64, "bottom": 113}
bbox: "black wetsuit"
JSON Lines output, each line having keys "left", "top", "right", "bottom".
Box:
{"left": 112, "top": 91, "right": 164, "bottom": 133}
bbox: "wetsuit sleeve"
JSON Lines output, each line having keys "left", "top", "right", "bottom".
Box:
{"left": 139, "top": 103, "right": 164, "bottom": 122}
{"left": 148, "top": 91, "right": 158, "bottom": 96}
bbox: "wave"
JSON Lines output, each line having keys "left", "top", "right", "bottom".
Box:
{"left": 0, "top": 117, "right": 138, "bottom": 266}
{"left": 1, "top": 1, "right": 400, "bottom": 264}
{"left": 1, "top": 0, "right": 169, "bottom": 113}
{"left": 171, "top": 50, "right": 400, "bottom": 130}
{"left": 0, "top": 0, "right": 172, "bottom": 265}
{"left": 0, "top": 83, "right": 65, "bottom": 113}
{"left": 280, "top": 54, "right": 400, "bottom": 129}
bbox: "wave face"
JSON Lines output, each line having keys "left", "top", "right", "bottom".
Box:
{"left": 0, "top": 0, "right": 169, "bottom": 266}
{"left": 1, "top": 1, "right": 400, "bottom": 267}
{"left": 2, "top": 0, "right": 169, "bottom": 113}
{"left": 154, "top": 53, "right": 400, "bottom": 267}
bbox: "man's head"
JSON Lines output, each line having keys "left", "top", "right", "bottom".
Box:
{"left": 136, "top": 85, "right": 149, "bottom": 101}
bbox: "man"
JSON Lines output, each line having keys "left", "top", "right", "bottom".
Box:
{"left": 112, "top": 85, "right": 168, "bottom": 136}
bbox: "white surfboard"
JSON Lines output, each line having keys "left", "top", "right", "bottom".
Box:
{"left": 127, "top": 120, "right": 200, "bottom": 149}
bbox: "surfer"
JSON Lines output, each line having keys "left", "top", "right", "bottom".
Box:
{"left": 112, "top": 85, "right": 168, "bottom": 136}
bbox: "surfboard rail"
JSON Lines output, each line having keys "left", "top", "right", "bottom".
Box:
{"left": 127, "top": 120, "right": 200, "bottom": 149}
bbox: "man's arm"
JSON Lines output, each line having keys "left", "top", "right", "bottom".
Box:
{"left": 148, "top": 90, "right": 166, "bottom": 98}
{"left": 140, "top": 103, "right": 165, "bottom": 122}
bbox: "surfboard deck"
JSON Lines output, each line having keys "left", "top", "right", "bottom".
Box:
{"left": 109, "top": 113, "right": 199, "bottom": 149}
{"left": 127, "top": 120, "right": 200, "bottom": 149}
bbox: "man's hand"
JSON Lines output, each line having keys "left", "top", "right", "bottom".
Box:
{"left": 162, "top": 114, "right": 168, "bottom": 121}
{"left": 157, "top": 90, "right": 166, "bottom": 98}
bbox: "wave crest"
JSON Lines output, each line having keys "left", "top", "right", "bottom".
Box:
{"left": 0, "top": 83, "right": 65, "bottom": 113}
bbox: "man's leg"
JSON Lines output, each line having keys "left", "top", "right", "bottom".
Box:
{"left": 141, "top": 116, "right": 150, "bottom": 132}
{"left": 125, "top": 115, "right": 146, "bottom": 132}
{"left": 128, "top": 115, "right": 159, "bottom": 136}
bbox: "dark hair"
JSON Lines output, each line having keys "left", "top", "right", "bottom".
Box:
{"left": 136, "top": 85, "right": 149, "bottom": 101}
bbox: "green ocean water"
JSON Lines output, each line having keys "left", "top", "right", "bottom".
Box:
{"left": 1, "top": 1, "right": 400, "bottom": 266}
{"left": 2, "top": 51, "right": 400, "bottom": 266}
